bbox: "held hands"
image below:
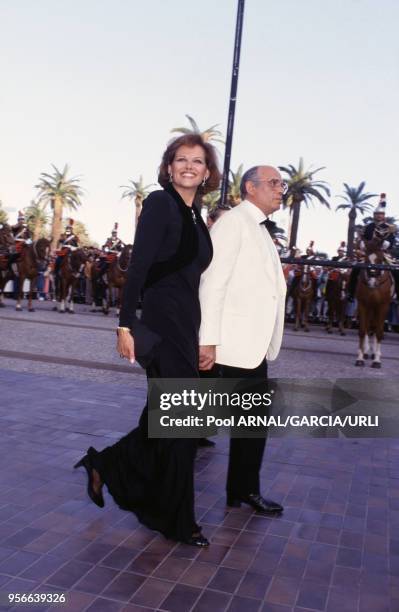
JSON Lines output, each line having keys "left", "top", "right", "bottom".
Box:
{"left": 199, "top": 345, "right": 216, "bottom": 371}
{"left": 116, "top": 328, "right": 135, "bottom": 364}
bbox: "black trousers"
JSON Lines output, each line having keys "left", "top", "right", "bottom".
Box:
{"left": 217, "top": 359, "right": 269, "bottom": 498}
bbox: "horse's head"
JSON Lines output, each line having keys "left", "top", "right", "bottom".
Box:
{"left": 70, "top": 248, "right": 87, "bottom": 271}
{"left": 364, "top": 238, "right": 385, "bottom": 265}
{"left": 35, "top": 238, "right": 51, "bottom": 262}
{"left": 119, "top": 244, "right": 132, "bottom": 268}
{"left": 299, "top": 264, "right": 310, "bottom": 288}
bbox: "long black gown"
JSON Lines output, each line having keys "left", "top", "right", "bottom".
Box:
{"left": 90, "top": 184, "right": 212, "bottom": 542}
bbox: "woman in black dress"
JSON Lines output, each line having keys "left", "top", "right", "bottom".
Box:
{"left": 74, "top": 134, "right": 220, "bottom": 546}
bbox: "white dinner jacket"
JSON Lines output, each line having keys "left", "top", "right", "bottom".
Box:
{"left": 199, "top": 200, "right": 287, "bottom": 368}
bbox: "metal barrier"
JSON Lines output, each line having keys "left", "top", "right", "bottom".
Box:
{"left": 280, "top": 258, "right": 399, "bottom": 272}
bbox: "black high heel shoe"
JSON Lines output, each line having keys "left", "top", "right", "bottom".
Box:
{"left": 74, "top": 448, "right": 104, "bottom": 508}
{"left": 184, "top": 528, "right": 209, "bottom": 547}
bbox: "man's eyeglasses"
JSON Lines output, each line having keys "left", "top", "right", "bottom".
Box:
{"left": 255, "top": 179, "right": 288, "bottom": 194}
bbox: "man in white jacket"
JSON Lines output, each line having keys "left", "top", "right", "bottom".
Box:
{"left": 199, "top": 165, "right": 287, "bottom": 514}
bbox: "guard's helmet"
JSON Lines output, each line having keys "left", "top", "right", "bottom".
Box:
{"left": 337, "top": 241, "right": 346, "bottom": 255}
{"left": 17, "top": 210, "right": 25, "bottom": 223}
{"left": 111, "top": 222, "right": 118, "bottom": 237}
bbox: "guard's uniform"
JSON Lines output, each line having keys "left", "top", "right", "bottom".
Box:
{"left": 348, "top": 194, "right": 398, "bottom": 298}
{"left": 9, "top": 212, "right": 32, "bottom": 265}
{"left": 55, "top": 220, "right": 79, "bottom": 275}
{"left": 99, "top": 223, "right": 125, "bottom": 277}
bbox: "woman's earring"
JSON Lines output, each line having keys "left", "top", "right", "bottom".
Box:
{"left": 202, "top": 176, "right": 208, "bottom": 187}
{"left": 169, "top": 173, "right": 173, "bottom": 183}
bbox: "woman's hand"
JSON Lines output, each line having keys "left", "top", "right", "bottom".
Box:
{"left": 199, "top": 345, "right": 216, "bottom": 371}
{"left": 116, "top": 328, "right": 135, "bottom": 364}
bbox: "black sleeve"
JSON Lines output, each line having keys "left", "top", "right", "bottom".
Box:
{"left": 119, "top": 191, "right": 171, "bottom": 328}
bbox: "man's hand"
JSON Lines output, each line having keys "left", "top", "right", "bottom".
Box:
{"left": 116, "top": 328, "right": 135, "bottom": 364}
{"left": 199, "top": 345, "right": 216, "bottom": 371}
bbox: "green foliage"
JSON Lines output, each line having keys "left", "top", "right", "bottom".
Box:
{"left": 171, "top": 115, "right": 224, "bottom": 145}
{"left": 279, "top": 158, "right": 330, "bottom": 249}
{"left": 120, "top": 176, "right": 155, "bottom": 203}
{"left": 280, "top": 158, "right": 330, "bottom": 210}
{"left": 202, "top": 190, "right": 220, "bottom": 212}
{"left": 25, "top": 200, "right": 49, "bottom": 237}
{"left": 335, "top": 182, "right": 376, "bottom": 215}
{"left": 35, "top": 164, "right": 84, "bottom": 210}
{"left": 0, "top": 200, "right": 8, "bottom": 224}
{"left": 228, "top": 164, "right": 243, "bottom": 206}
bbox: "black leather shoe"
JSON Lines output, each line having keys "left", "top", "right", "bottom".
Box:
{"left": 198, "top": 438, "right": 215, "bottom": 448}
{"left": 227, "top": 493, "right": 283, "bottom": 514}
{"left": 184, "top": 532, "right": 210, "bottom": 547}
{"left": 74, "top": 448, "right": 104, "bottom": 508}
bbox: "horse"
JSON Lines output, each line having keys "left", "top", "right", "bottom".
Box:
{"left": 355, "top": 237, "right": 394, "bottom": 368}
{"left": 0, "top": 225, "right": 16, "bottom": 307}
{"left": 291, "top": 264, "right": 316, "bottom": 332}
{"left": 325, "top": 268, "right": 351, "bottom": 335}
{"left": 14, "top": 239, "right": 51, "bottom": 311}
{"left": 102, "top": 245, "right": 132, "bottom": 315}
{"left": 90, "top": 252, "right": 109, "bottom": 313}
{"left": 57, "top": 248, "right": 87, "bottom": 313}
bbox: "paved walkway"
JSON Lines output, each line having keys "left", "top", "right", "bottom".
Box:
{"left": 0, "top": 304, "right": 399, "bottom": 611}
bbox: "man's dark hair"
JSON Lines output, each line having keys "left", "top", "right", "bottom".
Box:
{"left": 240, "top": 166, "right": 260, "bottom": 199}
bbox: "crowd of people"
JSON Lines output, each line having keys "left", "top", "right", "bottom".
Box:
{"left": 2, "top": 193, "right": 398, "bottom": 329}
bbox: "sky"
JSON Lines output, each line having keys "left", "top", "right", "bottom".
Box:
{"left": 0, "top": 0, "right": 398, "bottom": 255}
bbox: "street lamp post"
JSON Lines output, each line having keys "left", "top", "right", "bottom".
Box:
{"left": 219, "top": 0, "right": 245, "bottom": 207}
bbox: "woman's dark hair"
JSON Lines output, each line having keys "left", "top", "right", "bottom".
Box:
{"left": 158, "top": 134, "right": 221, "bottom": 194}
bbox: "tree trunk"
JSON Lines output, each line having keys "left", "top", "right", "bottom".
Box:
{"left": 347, "top": 207, "right": 357, "bottom": 258}
{"left": 51, "top": 197, "right": 63, "bottom": 251}
{"left": 134, "top": 196, "right": 143, "bottom": 235}
{"left": 288, "top": 197, "right": 302, "bottom": 249}
{"left": 33, "top": 219, "right": 42, "bottom": 241}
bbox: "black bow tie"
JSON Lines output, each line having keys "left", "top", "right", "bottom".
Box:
{"left": 260, "top": 219, "right": 276, "bottom": 233}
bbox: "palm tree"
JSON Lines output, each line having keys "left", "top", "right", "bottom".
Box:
{"left": 201, "top": 190, "right": 220, "bottom": 213}
{"left": 335, "top": 182, "right": 376, "bottom": 258}
{"left": 35, "top": 164, "right": 83, "bottom": 249}
{"left": 279, "top": 158, "right": 330, "bottom": 249}
{"left": 0, "top": 200, "right": 8, "bottom": 225}
{"left": 228, "top": 164, "right": 243, "bottom": 206}
{"left": 26, "top": 200, "right": 50, "bottom": 240}
{"left": 120, "top": 176, "right": 155, "bottom": 231}
{"left": 171, "top": 115, "right": 224, "bottom": 145}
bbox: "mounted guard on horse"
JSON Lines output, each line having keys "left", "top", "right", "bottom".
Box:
{"left": 92, "top": 223, "right": 131, "bottom": 315}
{"left": 54, "top": 219, "right": 86, "bottom": 313}
{"left": 0, "top": 222, "right": 16, "bottom": 307}
{"left": 290, "top": 241, "right": 318, "bottom": 331}
{"left": 352, "top": 194, "right": 398, "bottom": 368}
{"left": 0, "top": 212, "right": 50, "bottom": 311}
{"left": 325, "top": 241, "right": 351, "bottom": 334}
{"left": 99, "top": 222, "right": 125, "bottom": 279}
{"left": 9, "top": 211, "right": 33, "bottom": 272}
